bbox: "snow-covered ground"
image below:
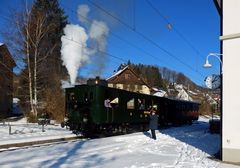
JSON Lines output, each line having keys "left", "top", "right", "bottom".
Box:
{"left": 0, "top": 116, "right": 239, "bottom": 168}
{"left": 0, "top": 118, "right": 78, "bottom": 147}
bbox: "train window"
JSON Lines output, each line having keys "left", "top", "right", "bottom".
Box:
{"left": 69, "top": 92, "right": 75, "bottom": 101}
{"left": 68, "top": 93, "right": 78, "bottom": 109}
{"left": 127, "top": 98, "right": 135, "bottom": 109}
{"left": 110, "top": 97, "right": 119, "bottom": 108}
{"left": 138, "top": 98, "right": 145, "bottom": 110}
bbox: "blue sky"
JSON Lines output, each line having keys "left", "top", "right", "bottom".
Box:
{"left": 0, "top": 0, "right": 220, "bottom": 86}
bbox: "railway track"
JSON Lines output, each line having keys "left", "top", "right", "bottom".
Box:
{"left": 0, "top": 135, "right": 84, "bottom": 152}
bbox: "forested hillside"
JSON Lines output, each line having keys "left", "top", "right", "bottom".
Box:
{"left": 118, "top": 62, "right": 220, "bottom": 116}
{"left": 121, "top": 62, "right": 201, "bottom": 92}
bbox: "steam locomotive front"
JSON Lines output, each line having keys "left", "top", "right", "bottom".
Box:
{"left": 65, "top": 87, "right": 91, "bottom": 131}
{"left": 64, "top": 77, "right": 107, "bottom": 133}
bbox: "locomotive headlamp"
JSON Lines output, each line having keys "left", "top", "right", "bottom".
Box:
{"left": 95, "top": 76, "right": 100, "bottom": 84}
{"left": 83, "top": 117, "right": 88, "bottom": 123}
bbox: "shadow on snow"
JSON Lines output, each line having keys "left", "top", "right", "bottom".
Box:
{"left": 157, "top": 120, "right": 220, "bottom": 156}
{"left": 141, "top": 120, "right": 220, "bottom": 156}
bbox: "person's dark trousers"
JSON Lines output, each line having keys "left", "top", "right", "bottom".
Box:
{"left": 151, "top": 129, "right": 156, "bottom": 140}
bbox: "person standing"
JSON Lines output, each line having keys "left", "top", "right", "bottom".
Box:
{"left": 149, "top": 107, "right": 158, "bottom": 140}
{"left": 104, "top": 98, "right": 112, "bottom": 122}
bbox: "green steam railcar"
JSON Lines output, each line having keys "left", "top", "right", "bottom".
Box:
{"left": 64, "top": 81, "right": 199, "bottom": 136}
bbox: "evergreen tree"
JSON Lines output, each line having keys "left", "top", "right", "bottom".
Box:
{"left": 28, "top": 0, "right": 68, "bottom": 120}
{"left": 128, "top": 63, "right": 164, "bottom": 89}
{"left": 11, "top": 0, "right": 68, "bottom": 119}
{"left": 32, "top": 0, "right": 68, "bottom": 86}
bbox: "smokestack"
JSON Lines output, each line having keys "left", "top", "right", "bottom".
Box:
{"left": 87, "top": 76, "right": 108, "bottom": 86}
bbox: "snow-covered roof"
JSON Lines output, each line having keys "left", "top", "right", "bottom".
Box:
{"left": 152, "top": 87, "right": 167, "bottom": 97}
{"left": 153, "top": 91, "right": 166, "bottom": 97}
{"left": 152, "top": 87, "right": 159, "bottom": 91}
{"left": 106, "top": 66, "right": 152, "bottom": 90}
{"left": 106, "top": 65, "right": 129, "bottom": 80}
{"left": 188, "top": 90, "right": 198, "bottom": 95}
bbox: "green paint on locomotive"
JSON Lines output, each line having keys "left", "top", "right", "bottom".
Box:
{"left": 65, "top": 84, "right": 200, "bottom": 129}
{"left": 65, "top": 85, "right": 105, "bottom": 125}
{"left": 65, "top": 84, "right": 153, "bottom": 126}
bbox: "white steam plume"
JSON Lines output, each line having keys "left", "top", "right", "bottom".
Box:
{"left": 77, "top": 5, "right": 89, "bottom": 23}
{"left": 61, "top": 24, "right": 89, "bottom": 85}
{"left": 89, "top": 20, "right": 109, "bottom": 51}
{"left": 89, "top": 20, "right": 109, "bottom": 75}
{"left": 78, "top": 4, "right": 110, "bottom": 76}
{"left": 61, "top": 4, "right": 110, "bottom": 83}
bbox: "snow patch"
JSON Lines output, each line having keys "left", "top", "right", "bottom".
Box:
{"left": 174, "top": 84, "right": 193, "bottom": 101}
{"left": 153, "top": 90, "right": 167, "bottom": 97}
{"left": 0, "top": 116, "right": 236, "bottom": 167}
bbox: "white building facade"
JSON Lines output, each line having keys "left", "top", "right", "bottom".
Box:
{"left": 221, "top": 0, "right": 240, "bottom": 163}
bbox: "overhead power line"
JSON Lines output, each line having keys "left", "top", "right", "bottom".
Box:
{"left": 145, "top": 0, "right": 201, "bottom": 56}
{"left": 0, "top": 2, "right": 205, "bottom": 84}
{"left": 62, "top": 36, "right": 130, "bottom": 76}
{"left": 87, "top": 0, "right": 205, "bottom": 78}
{"left": 62, "top": 4, "right": 168, "bottom": 64}
{"left": 55, "top": 3, "right": 205, "bottom": 80}
{"left": 145, "top": 0, "right": 219, "bottom": 72}
{"left": 87, "top": 0, "right": 134, "bottom": 30}
{"left": 62, "top": 36, "right": 128, "bottom": 63}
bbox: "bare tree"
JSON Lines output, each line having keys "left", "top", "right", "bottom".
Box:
{"left": 28, "top": 8, "right": 55, "bottom": 115}
{"left": 1, "top": 2, "right": 55, "bottom": 116}
{"left": 10, "top": 2, "right": 35, "bottom": 114}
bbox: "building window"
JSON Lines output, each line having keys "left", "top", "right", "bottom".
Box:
{"left": 125, "top": 73, "right": 130, "bottom": 80}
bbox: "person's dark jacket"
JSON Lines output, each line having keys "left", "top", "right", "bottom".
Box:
{"left": 149, "top": 114, "right": 158, "bottom": 130}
